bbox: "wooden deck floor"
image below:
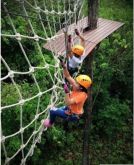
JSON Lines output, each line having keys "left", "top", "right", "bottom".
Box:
{"left": 43, "top": 17, "right": 124, "bottom": 56}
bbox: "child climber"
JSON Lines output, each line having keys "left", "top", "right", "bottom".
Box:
{"left": 67, "top": 29, "right": 87, "bottom": 77}
{"left": 43, "top": 61, "right": 92, "bottom": 128}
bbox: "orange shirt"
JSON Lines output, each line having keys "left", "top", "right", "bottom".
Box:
{"left": 69, "top": 91, "right": 87, "bottom": 115}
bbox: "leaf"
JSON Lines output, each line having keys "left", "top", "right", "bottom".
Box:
{"left": 100, "top": 63, "right": 109, "bottom": 69}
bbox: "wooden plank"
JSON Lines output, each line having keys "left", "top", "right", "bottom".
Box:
{"left": 84, "top": 20, "right": 124, "bottom": 55}
{"left": 44, "top": 18, "right": 106, "bottom": 54}
{"left": 44, "top": 17, "right": 103, "bottom": 54}
{"left": 43, "top": 17, "right": 124, "bottom": 56}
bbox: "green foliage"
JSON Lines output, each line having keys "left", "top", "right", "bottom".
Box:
{"left": 94, "top": 98, "right": 131, "bottom": 137}
{"left": 1, "top": 0, "right": 133, "bottom": 164}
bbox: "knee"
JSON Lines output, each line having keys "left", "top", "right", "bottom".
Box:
{"left": 50, "top": 110, "right": 55, "bottom": 115}
{"left": 50, "top": 106, "right": 57, "bottom": 111}
{"left": 50, "top": 107, "right": 57, "bottom": 115}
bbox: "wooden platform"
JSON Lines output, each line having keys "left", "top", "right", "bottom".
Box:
{"left": 43, "top": 17, "right": 124, "bottom": 55}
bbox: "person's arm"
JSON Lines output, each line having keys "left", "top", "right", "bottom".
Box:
{"left": 59, "top": 58, "right": 79, "bottom": 89}
{"left": 67, "top": 35, "right": 73, "bottom": 58}
{"left": 60, "top": 61, "right": 79, "bottom": 89}
{"left": 75, "top": 29, "right": 85, "bottom": 48}
{"left": 63, "top": 66, "right": 79, "bottom": 89}
{"left": 79, "top": 34, "right": 85, "bottom": 48}
{"left": 81, "top": 51, "right": 87, "bottom": 61}
{"left": 65, "top": 93, "right": 75, "bottom": 105}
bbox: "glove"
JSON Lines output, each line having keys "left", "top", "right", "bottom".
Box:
{"left": 68, "top": 35, "right": 72, "bottom": 43}
{"left": 63, "top": 83, "right": 70, "bottom": 93}
{"left": 75, "top": 29, "right": 80, "bottom": 36}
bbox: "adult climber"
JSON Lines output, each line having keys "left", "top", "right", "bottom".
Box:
{"left": 43, "top": 61, "right": 92, "bottom": 128}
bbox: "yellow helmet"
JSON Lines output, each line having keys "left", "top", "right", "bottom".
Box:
{"left": 71, "top": 45, "right": 84, "bottom": 56}
{"left": 76, "top": 75, "right": 92, "bottom": 89}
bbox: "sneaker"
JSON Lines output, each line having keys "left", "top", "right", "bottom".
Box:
{"left": 43, "top": 119, "right": 53, "bottom": 128}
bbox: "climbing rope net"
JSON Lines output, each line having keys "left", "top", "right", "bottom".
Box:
{"left": 1, "top": 0, "right": 86, "bottom": 164}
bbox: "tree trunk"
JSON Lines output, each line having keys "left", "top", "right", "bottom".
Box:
{"left": 82, "top": 1, "right": 98, "bottom": 164}
{"left": 82, "top": 51, "right": 93, "bottom": 165}
{"left": 88, "top": 0, "right": 99, "bottom": 30}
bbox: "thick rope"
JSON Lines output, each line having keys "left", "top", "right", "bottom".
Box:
{"left": 1, "top": 0, "right": 85, "bottom": 164}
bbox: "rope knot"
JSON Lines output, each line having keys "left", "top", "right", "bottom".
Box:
{"left": 64, "top": 11, "right": 67, "bottom": 14}
{"left": 19, "top": 99, "right": 25, "bottom": 106}
{"left": 34, "top": 35, "right": 39, "bottom": 41}
{"left": 36, "top": 6, "right": 40, "bottom": 13}
{"left": 16, "top": 33, "right": 21, "bottom": 41}
{"left": 21, "top": 144, "right": 25, "bottom": 149}
{"left": 21, "top": 158, "right": 26, "bottom": 164}
{"left": 29, "top": 67, "right": 34, "bottom": 73}
{"left": 20, "top": 127, "right": 24, "bottom": 133}
{"left": 58, "top": 11, "right": 62, "bottom": 15}
{"left": 9, "top": 70, "right": 14, "bottom": 78}
{"left": 1, "top": 136, "right": 6, "bottom": 143}
{"left": 35, "top": 114, "right": 39, "bottom": 120}
{"left": 38, "top": 92, "right": 43, "bottom": 97}
{"left": 51, "top": 10, "right": 55, "bottom": 14}
{"left": 45, "top": 63, "right": 49, "bottom": 69}
{"left": 5, "top": 158, "right": 10, "bottom": 164}
{"left": 33, "top": 131, "right": 37, "bottom": 135}
{"left": 44, "top": 9, "right": 49, "bottom": 14}
{"left": 68, "top": 10, "right": 72, "bottom": 15}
